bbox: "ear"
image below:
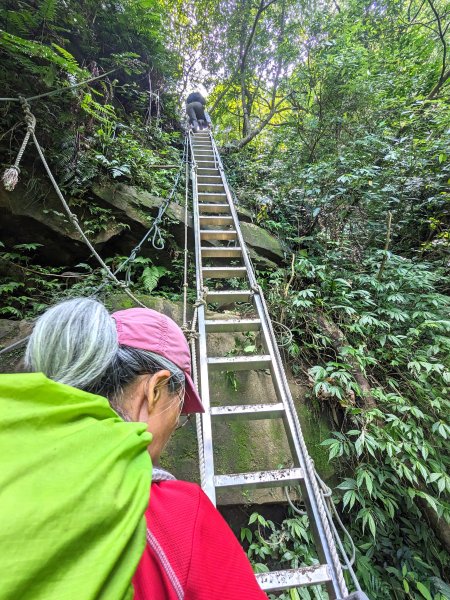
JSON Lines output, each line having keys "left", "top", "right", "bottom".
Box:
{"left": 137, "top": 370, "right": 171, "bottom": 423}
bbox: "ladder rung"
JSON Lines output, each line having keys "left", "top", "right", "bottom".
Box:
{"left": 198, "top": 186, "right": 225, "bottom": 193}
{"left": 205, "top": 318, "right": 260, "bottom": 332}
{"left": 207, "top": 290, "right": 252, "bottom": 304}
{"left": 198, "top": 193, "right": 228, "bottom": 203}
{"left": 199, "top": 205, "right": 231, "bottom": 214}
{"left": 210, "top": 403, "right": 284, "bottom": 420}
{"left": 207, "top": 355, "right": 271, "bottom": 371}
{"left": 200, "top": 230, "right": 237, "bottom": 240}
{"left": 202, "top": 267, "right": 247, "bottom": 279}
{"left": 255, "top": 565, "right": 331, "bottom": 592}
{"left": 214, "top": 467, "right": 304, "bottom": 490}
{"left": 197, "top": 168, "right": 219, "bottom": 175}
{"left": 200, "top": 216, "right": 233, "bottom": 226}
{"left": 197, "top": 177, "right": 222, "bottom": 183}
{"left": 201, "top": 247, "right": 241, "bottom": 257}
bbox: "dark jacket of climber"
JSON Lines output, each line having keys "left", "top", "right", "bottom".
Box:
{"left": 186, "top": 91, "right": 209, "bottom": 132}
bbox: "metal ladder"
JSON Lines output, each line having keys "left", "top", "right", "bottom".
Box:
{"left": 189, "top": 129, "right": 349, "bottom": 599}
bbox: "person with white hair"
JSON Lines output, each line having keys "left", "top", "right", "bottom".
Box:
{"left": 0, "top": 297, "right": 267, "bottom": 599}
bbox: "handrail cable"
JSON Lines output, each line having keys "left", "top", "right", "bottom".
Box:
{"left": 0, "top": 68, "right": 118, "bottom": 104}
{"left": 0, "top": 102, "right": 188, "bottom": 356}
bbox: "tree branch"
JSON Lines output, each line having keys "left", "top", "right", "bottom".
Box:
{"left": 377, "top": 211, "right": 393, "bottom": 281}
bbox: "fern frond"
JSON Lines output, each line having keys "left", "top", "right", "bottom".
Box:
{"left": 141, "top": 265, "right": 167, "bottom": 293}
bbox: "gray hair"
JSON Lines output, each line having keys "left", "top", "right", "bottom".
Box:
{"left": 25, "top": 298, "right": 185, "bottom": 406}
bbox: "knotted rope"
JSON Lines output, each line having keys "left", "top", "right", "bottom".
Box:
{"left": 2, "top": 97, "right": 36, "bottom": 191}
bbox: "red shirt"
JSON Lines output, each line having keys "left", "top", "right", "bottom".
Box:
{"left": 133, "top": 480, "right": 268, "bottom": 600}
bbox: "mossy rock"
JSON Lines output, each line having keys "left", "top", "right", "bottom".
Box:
{"left": 240, "top": 221, "right": 284, "bottom": 262}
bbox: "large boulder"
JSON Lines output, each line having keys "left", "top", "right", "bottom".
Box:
{"left": 240, "top": 221, "right": 284, "bottom": 263}
{"left": 1, "top": 181, "right": 284, "bottom": 271}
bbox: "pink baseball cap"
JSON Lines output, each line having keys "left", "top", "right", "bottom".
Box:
{"left": 111, "top": 308, "right": 204, "bottom": 414}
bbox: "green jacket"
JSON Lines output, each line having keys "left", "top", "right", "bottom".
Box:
{"left": 0, "top": 373, "right": 152, "bottom": 599}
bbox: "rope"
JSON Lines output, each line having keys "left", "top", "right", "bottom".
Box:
{"left": 0, "top": 68, "right": 118, "bottom": 104}
{"left": 285, "top": 472, "right": 358, "bottom": 586}
{"left": 207, "top": 130, "right": 359, "bottom": 596}
{"left": 242, "top": 232, "right": 349, "bottom": 594}
{"left": 2, "top": 97, "right": 36, "bottom": 191}
{"left": 0, "top": 106, "right": 188, "bottom": 353}
{"left": 315, "top": 470, "right": 357, "bottom": 572}
{"left": 184, "top": 129, "right": 209, "bottom": 487}
{"left": 190, "top": 296, "right": 207, "bottom": 487}
{"left": 284, "top": 486, "right": 307, "bottom": 515}
{"left": 3, "top": 99, "right": 147, "bottom": 309}
{"left": 91, "top": 135, "right": 188, "bottom": 298}
{"left": 122, "top": 135, "right": 188, "bottom": 285}
{"left": 182, "top": 142, "right": 190, "bottom": 331}
{"left": 271, "top": 319, "right": 294, "bottom": 347}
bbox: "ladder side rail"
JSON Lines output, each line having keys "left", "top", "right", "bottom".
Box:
{"left": 189, "top": 132, "right": 217, "bottom": 504}
{"left": 209, "top": 133, "right": 348, "bottom": 599}
{"left": 253, "top": 293, "right": 344, "bottom": 599}
{"left": 209, "top": 134, "right": 258, "bottom": 289}
{"left": 251, "top": 273, "right": 349, "bottom": 598}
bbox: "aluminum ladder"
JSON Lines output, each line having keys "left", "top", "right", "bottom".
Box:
{"left": 189, "top": 129, "right": 349, "bottom": 599}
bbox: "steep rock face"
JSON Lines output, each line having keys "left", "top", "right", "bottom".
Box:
{"left": 1, "top": 181, "right": 284, "bottom": 270}
{"left": 93, "top": 183, "right": 284, "bottom": 264}
{"left": 0, "top": 295, "right": 333, "bottom": 506}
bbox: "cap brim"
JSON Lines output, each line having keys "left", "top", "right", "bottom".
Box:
{"left": 182, "top": 373, "right": 205, "bottom": 414}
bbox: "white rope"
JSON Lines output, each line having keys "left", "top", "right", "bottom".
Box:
{"left": 31, "top": 128, "right": 146, "bottom": 308}
{"left": 0, "top": 109, "right": 188, "bottom": 353}
{"left": 4, "top": 99, "right": 147, "bottom": 309}
{"left": 0, "top": 69, "right": 118, "bottom": 104}
{"left": 245, "top": 249, "right": 349, "bottom": 596}
{"left": 284, "top": 486, "right": 307, "bottom": 515}
{"left": 1, "top": 98, "right": 36, "bottom": 191}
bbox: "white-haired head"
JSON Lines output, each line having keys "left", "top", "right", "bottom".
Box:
{"left": 25, "top": 298, "right": 184, "bottom": 405}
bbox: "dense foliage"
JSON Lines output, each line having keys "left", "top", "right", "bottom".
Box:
{"left": 0, "top": 0, "right": 188, "bottom": 314}
{"left": 0, "top": 0, "right": 182, "bottom": 200}
{"left": 186, "top": 0, "right": 449, "bottom": 597}
{"left": 1, "top": 1, "right": 449, "bottom": 599}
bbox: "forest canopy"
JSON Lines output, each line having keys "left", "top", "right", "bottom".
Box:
{"left": 0, "top": 1, "right": 449, "bottom": 599}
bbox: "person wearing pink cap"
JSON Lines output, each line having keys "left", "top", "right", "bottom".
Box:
{"left": 22, "top": 297, "right": 267, "bottom": 599}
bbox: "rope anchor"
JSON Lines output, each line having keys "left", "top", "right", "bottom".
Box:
{"left": 2, "top": 97, "right": 36, "bottom": 192}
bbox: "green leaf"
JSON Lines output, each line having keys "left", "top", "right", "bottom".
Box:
{"left": 416, "top": 582, "right": 433, "bottom": 600}
{"left": 141, "top": 265, "right": 167, "bottom": 293}
{"left": 248, "top": 512, "right": 259, "bottom": 525}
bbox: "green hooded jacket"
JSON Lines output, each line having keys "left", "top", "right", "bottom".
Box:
{"left": 0, "top": 373, "right": 152, "bottom": 599}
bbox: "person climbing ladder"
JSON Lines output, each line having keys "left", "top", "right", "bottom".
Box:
{"left": 186, "top": 91, "right": 209, "bottom": 132}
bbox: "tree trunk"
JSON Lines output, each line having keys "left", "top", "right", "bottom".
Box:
{"left": 415, "top": 486, "right": 450, "bottom": 555}
{"left": 314, "top": 312, "right": 377, "bottom": 410}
